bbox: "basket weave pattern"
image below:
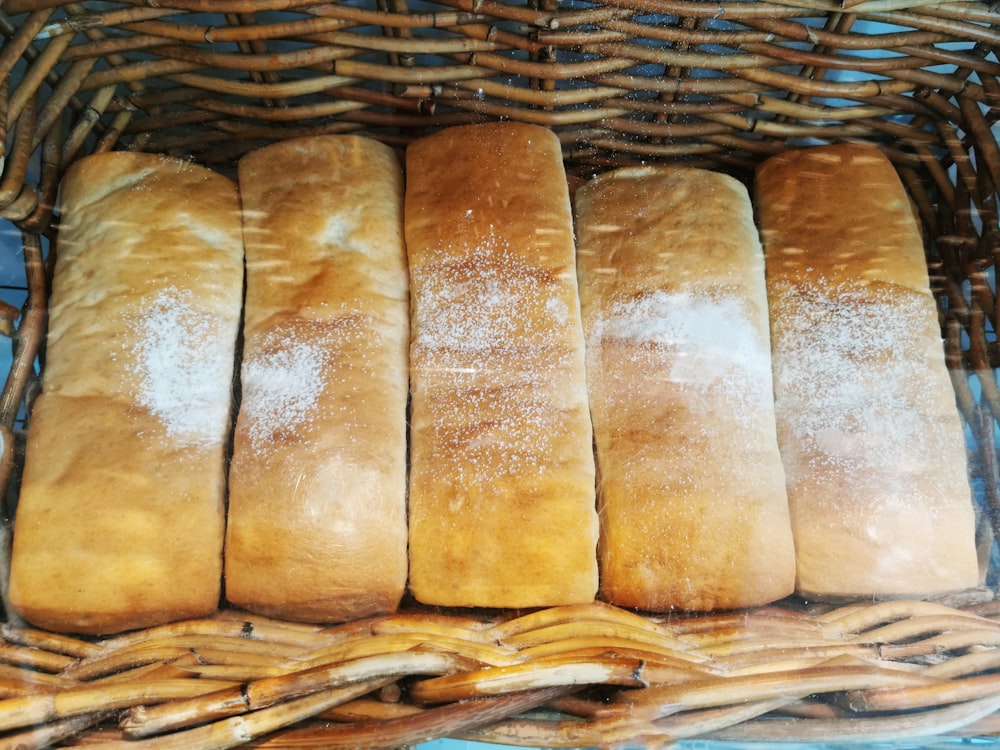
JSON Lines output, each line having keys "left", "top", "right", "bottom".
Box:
{"left": 0, "top": 0, "right": 999, "bottom": 745}
{"left": 5, "top": 599, "right": 1000, "bottom": 747}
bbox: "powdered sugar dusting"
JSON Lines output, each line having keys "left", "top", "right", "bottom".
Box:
{"left": 240, "top": 316, "right": 371, "bottom": 453}
{"left": 770, "top": 279, "right": 941, "bottom": 500}
{"left": 411, "top": 240, "right": 582, "bottom": 484}
{"left": 124, "top": 288, "right": 232, "bottom": 448}
{"left": 242, "top": 337, "right": 327, "bottom": 451}
{"left": 413, "top": 249, "right": 566, "bottom": 353}
{"left": 589, "top": 289, "right": 773, "bottom": 432}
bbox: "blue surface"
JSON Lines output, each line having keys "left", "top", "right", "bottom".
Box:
{"left": 416, "top": 739, "right": 1000, "bottom": 749}
{"left": 0, "top": 219, "right": 27, "bottom": 399}
{"left": 0, "top": 219, "right": 26, "bottom": 302}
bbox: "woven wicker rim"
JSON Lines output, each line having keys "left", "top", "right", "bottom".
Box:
{"left": 0, "top": 1, "right": 998, "bottom": 746}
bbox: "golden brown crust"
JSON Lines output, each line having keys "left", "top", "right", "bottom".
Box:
{"left": 575, "top": 166, "right": 796, "bottom": 611}
{"left": 405, "top": 122, "right": 599, "bottom": 608}
{"left": 9, "top": 152, "right": 243, "bottom": 635}
{"left": 225, "top": 136, "right": 409, "bottom": 623}
{"left": 756, "top": 143, "right": 980, "bottom": 599}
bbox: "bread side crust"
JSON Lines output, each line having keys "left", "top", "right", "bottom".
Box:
{"left": 9, "top": 152, "right": 243, "bottom": 635}
{"left": 576, "top": 166, "right": 795, "bottom": 611}
{"left": 756, "top": 143, "right": 980, "bottom": 599}
{"left": 405, "top": 122, "right": 599, "bottom": 608}
{"left": 225, "top": 136, "right": 409, "bottom": 622}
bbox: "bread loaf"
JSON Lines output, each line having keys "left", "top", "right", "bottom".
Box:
{"left": 8, "top": 152, "right": 243, "bottom": 634}
{"left": 405, "top": 122, "right": 599, "bottom": 608}
{"left": 576, "top": 166, "right": 796, "bottom": 611}
{"left": 224, "top": 136, "right": 409, "bottom": 622}
{"left": 756, "top": 143, "right": 980, "bottom": 599}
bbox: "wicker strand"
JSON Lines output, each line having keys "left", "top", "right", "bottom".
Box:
{"left": 706, "top": 692, "right": 1000, "bottom": 743}
{"left": 0, "top": 599, "right": 997, "bottom": 743}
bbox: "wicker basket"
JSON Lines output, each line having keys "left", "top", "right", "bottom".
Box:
{"left": 1, "top": 1, "right": 999, "bottom": 747}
